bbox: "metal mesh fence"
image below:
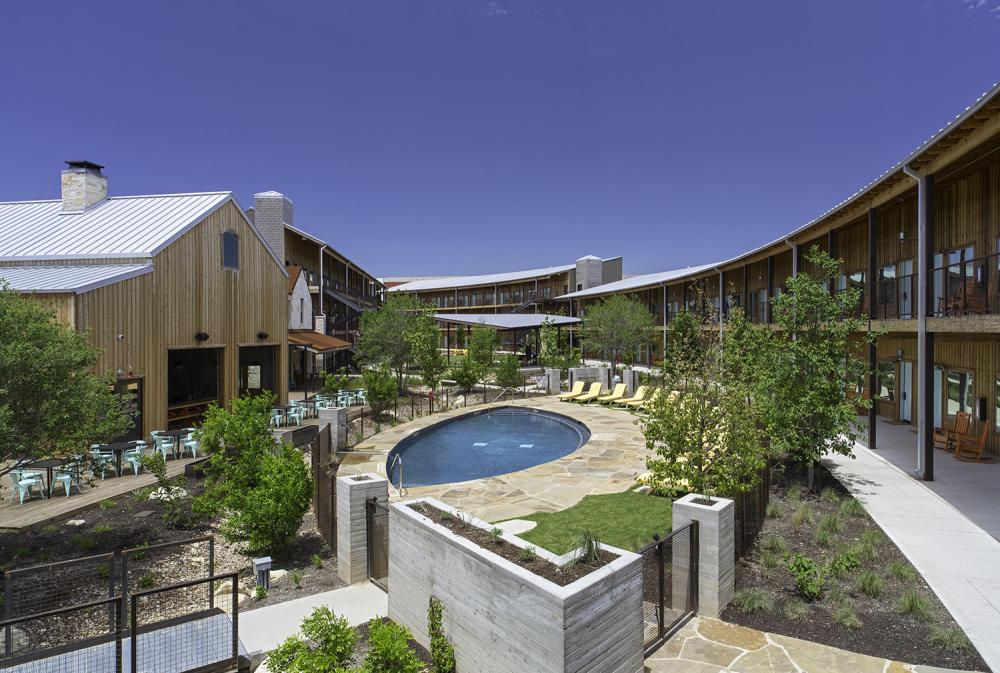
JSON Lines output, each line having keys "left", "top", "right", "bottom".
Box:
{"left": 121, "top": 537, "right": 214, "bottom": 623}
{"left": 2, "top": 553, "right": 116, "bottom": 623}
{"left": 639, "top": 522, "right": 698, "bottom": 655}
{"left": 1, "top": 598, "right": 122, "bottom": 673}
{"left": 129, "top": 574, "right": 239, "bottom": 673}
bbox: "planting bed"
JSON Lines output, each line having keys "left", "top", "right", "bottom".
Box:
{"left": 722, "top": 464, "right": 988, "bottom": 672}
{"left": 411, "top": 502, "right": 614, "bottom": 586}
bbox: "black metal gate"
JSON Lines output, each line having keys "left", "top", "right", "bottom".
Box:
{"left": 365, "top": 497, "right": 389, "bottom": 592}
{"left": 640, "top": 521, "right": 698, "bottom": 656}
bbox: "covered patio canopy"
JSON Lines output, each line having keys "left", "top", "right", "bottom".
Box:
{"left": 433, "top": 313, "right": 579, "bottom": 364}
{"left": 288, "top": 329, "right": 352, "bottom": 353}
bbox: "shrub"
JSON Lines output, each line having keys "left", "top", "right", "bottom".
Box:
{"left": 449, "top": 358, "right": 480, "bottom": 392}
{"left": 782, "top": 599, "right": 810, "bottom": 622}
{"left": 494, "top": 354, "right": 522, "bottom": 390}
{"left": 792, "top": 504, "right": 814, "bottom": 526}
{"left": 817, "top": 513, "right": 841, "bottom": 535}
{"left": 137, "top": 572, "right": 156, "bottom": 590}
{"left": 849, "top": 540, "right": 877, "bottom": 564}
{"left": 363, "top": 619, "right": 424, "bottom": 673}
{"left": 839, "top": 497, "right": 865, "bottom": 518}
{"left": 827, "top": 549, "right": 860, "bottom": 578}
{"left": 428, "top": 597, "right": 456, "bottom": 673}
{"left": 93, "top": 523, "right": 112, "bottom": 534}
{"left": 860, "top": 529, "right": 882, "bottom": 547}
{"left": 887, "top": 561, "right": 918, "bottom": 584}
{"left": 519, "top": 546, "right": 538, "bottom": 563}
{"left": 575, "top": 530, "right": 602, "bottom": 564}
{"left": 488, "top": 527, "right": 504, "bottom": 545}
{"left": 311, "top": 554, "right": 324, "bottom": 570}
{"left": 42, "top": 524, "right": 60, "bottom": 534}
{"left": 759, "top": 549, "right": 780, "bottom": 572}
{"left": 71, "top": 534, "right": 96, "bottom": 551}
{"left": 820, "top": 487, "right": 841, "bottom": 505}
{"left": 833, "top": 604, "right": 861, "bottom": 629}
{"left": 785, "top": 484, "right": 805, "bottom": 503}
{"left": 897, "top": 590, "right": 934, "bottom": 622}
{"left": 218, "top": 442, "right": 312, "bottom": 557}
{"left": 765, "top": 501, "right": 781, "bottom": 519}
{"left": 301, "top": 607, "right": 356, "bottom": 667}
{"left": 143, "top": 452, "right": 202, "bottom": 530}
{"left": 289, "top": 569, "right": 304, "bottom": 588}
{"left": 928, "top": 626, "right": 974, "bottom": 654}
{"left": 858, "top": 570, "right": 883, "bottom": 598}
{"left": 255, "top": 586, "right": 267, "bottom": 601}
{"left": 760, "top": 534, "right": 786, "bottom": 555}
{"left": 363, "top": 366, "right": 399, "bottom": 417}
{"left": 266, "top": 635, "right": 310, "bottom": 673}
{"left": 787, "top": 554, "right": 825, "bottom": 600}
{"left": 733, "top": 588, "right": 774, "bottom": 614}
{"left": 95, "top": 562, "right": 110, "bottom": 579}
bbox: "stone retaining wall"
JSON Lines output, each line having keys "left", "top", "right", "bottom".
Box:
{"left": 388, "top": 498, "right": 644, "bottom": 673}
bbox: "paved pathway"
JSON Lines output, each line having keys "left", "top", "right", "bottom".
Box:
{"left": 241, "top": 582, "right": 387, "bottom": 667}
{"left": 645, "top": 616, "right": 976, "bottom": 673}
{"left": 823, "top": 444, "right": 1000, "bottom": 672}
{"left": 337, "top": 396, "right": 650, "bottom": 522}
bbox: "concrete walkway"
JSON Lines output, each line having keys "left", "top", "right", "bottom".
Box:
{"left": 645, "top": 616, "right": 978, "bottom": 673}
{"left": 824, "top": 444, "right": 1000, "bottom": 672}
{"left": 240, "top": 582, "right": 387, "bottom": 664}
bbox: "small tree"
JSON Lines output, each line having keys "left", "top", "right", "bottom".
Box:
{"left": 355, "top": 294, "right": 433, "bottom": 389}
{"left": 319, "top": 368, "right": 349, "bottom": 397}
{"left": 363, "top": 366, "right": 399, "bottom": 418}
{"left": 642, "top": 307, "right": 768, "bottom": 500}
{"left": 449, "top": 359, "right": 479, "bottom": 392}
{"left": 195, "top": 393, "right": 311, "bottom": 556}
{"left": 758, "top": 247, "right": 874, "bottom": 474}
{"left": 495, "top": 354, "right": 522, "bottom": 390}
{"left": 538, "top": 317, "right": 581, "bottom": 372}
{"left": 0, "top": 283, "right": 131, "bottom": 478}
{"left": 580, "top": 295, "right": 655, "bottom": 370}
{"left": 408, "top": 324, "right": 447, "bottom": 406}
{"left": 467, "top": 325, "right": 499, "bottom": 380}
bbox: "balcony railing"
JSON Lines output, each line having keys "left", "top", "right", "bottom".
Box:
{"left": 872, "top": 253, "right": 1000, "bottom": 319}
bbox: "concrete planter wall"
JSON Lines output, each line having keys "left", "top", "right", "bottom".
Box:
{"left": 388, "top": 498, "right": 644, "bottom": 673}
{"left": 672, "top": 493, "right": 734, "bottom": 618}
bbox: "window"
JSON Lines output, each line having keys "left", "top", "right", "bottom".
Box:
{"left": 222, "top": 230, "right": 239, "bottom": 270}
{"left": 299, "top": 298, "right": 305, "bottom": 324}
{"left": 995, "top": 377, "right": 1000, "bottom": 432}
{"left": 877, "top": 361, "right": 896, "bottom": 401}
{"left": 947, "top": 370, "right": 974, "bottom": 416}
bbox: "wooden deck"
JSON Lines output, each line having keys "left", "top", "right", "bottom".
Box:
{"left": 0, "top": 457, "right": 198, "bottom": 531}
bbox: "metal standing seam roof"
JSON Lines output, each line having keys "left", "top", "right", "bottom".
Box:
{"left": 0, "top": 264, "right": 153, "bottom": 293}
{"left": 557, "top": 263, "right": 720, "bottom": 300}
{"left": 390, "top": 264, "right": 580, "bottom": 292}
{"left": 0, "top": 192, "right": 234, "bottom": 261}
{"left": 432, "top": 313, "right": 580, "bottom": 330}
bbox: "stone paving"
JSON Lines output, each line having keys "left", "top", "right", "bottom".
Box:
{"left": 336, "top": 396, "right": 650, "bottom": 522}
{"left": 644, "top": 617, "right": 976, "bottom": 673}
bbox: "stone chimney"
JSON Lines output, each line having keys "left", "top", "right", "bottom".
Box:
{"left": 253, "top": 191, "right": 291, "bottom": 265}
{"left": 61, "top": 160, "right": 107, "bottom": 212}
{"left": 575, "top": 255, "right": 603, "bottom": 291}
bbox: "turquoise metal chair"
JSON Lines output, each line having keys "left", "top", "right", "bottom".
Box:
{"left": 52, "top": 459, "right": 82, "bottom": 496}
{"left": 269, "top": 409, "right": 284, "bottom": 428}
{"left": 123, "top": 445, "right": 145, "bottom": 475}
{"left": 286, "top": 404, "right": 304, "bottom": 426}
{"left": 179, "top": 430, "right": 199, "bottom": 458}
{"left": 8, "top": 469, "right": 44, "bottom": 504}
{"left": 151, "top": 432, "right": 176, "bottom": 461}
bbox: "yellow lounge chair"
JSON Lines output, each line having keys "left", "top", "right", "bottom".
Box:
{"left": 597, "top": 383, "right": 627, "bottom": 404}
{"left": 558, "top": 380, "right": 586, "bottom": 401}
{"left": 573, "top": 382, "right": 605, "bottom": 403}
{"left": 616, "top": 385, "right": 648, "bottom": 407}
{"left": 626, "top": 387, "right": 662, "bottom": 409}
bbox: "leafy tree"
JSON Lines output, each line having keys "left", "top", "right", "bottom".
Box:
{"left": 757, "top": 247, "right": 874, "bottom": 472}
{"left": 362, "top": 366, "right": 399, "bottom": 418}
{"left": 467, "top": 325, "right": 499, "bottom": 379}
{"left": 0, "top": 283, "right": 131, "bottom": 478}
{"left": 408, "top": 322, "right": 447, "bottom": 396}
{"left": 195, "top": 393, "right": 311, "bottom": 556}
{"left": 538, "top": 317, "right": 581, "bottom": 372}
{"left": 662, "top": 309, "right": 703, "bottom": 380}
{"left": 320, "top": 368, "right": 350, "bottom": 397}
{"left": 580, "top": 295, "right": 655, "bottom": 370}
{"left": 495, "top": 354, "right": 522, "bottom": 390}
{"left": 641, "top": 307, "right": 768, "bottom": 501}
{"left": 355, "top": 294, "right": 433, "bottom": 389}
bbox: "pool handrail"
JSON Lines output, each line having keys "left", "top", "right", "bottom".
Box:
{"left": 389, "top": 453, "right": 408, "bottom": 496}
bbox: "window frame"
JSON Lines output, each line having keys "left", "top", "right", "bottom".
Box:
{"left": 222, "top": 230, "right": 240, "bottom": 271}
{"left": 945, "top": 367, "right": 974, "bottom": 418}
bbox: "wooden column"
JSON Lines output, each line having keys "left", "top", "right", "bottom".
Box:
{"left": 921, "top": 175, "right": 936, "bottom": 481}
{"left": 867, "top": 208, "right": 878, "bottom": 451}
{"left": 828, "top": 229, "right": 838, "bottom": 293}
{"left": 766, "top": 256, "right": 774, "bottom": 324}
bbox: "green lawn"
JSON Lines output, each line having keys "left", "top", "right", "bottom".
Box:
{"left": 510, "top": 491, "right": 672, "bottom": 555}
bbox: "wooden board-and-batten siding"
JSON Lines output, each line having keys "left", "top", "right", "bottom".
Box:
{"left": 56, "top": 199, "right": 286, "bottom": 438}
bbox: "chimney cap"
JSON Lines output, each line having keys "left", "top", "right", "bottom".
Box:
{"left": 65, "top": 160, "right": 105, "bottom": 173}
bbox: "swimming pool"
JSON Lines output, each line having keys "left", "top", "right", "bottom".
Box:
{"left": 386, "top": 407, "right": 591, "bottom": 487}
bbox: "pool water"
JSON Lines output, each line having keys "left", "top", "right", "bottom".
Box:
{"left": 386, "top": 407, "right": 590, "bottom": 487}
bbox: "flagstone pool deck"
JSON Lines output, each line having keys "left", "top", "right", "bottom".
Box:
{"left": 335, "top": 396, "right": 651, "bottom": 522}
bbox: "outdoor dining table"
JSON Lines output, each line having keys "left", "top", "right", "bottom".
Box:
{"left": 96, "top": 440, "right": 144, "bottom": 475}
{"left": 23, "top": 457, "right": 74, "bottom": 497}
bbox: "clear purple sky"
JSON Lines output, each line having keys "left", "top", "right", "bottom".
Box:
{"left": 2, "top": 1, "right": 998, "bottom": 277}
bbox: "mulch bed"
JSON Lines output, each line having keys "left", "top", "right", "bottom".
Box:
{"left": 411, "top": 502, "right": 615, "bottom": 586}
{"left": 721, "top": 463, "right": 989, "bottom": 672}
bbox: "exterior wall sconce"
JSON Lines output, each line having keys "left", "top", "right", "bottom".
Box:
{"left": 195, "top": 332, "right": 210, "bottom": 342}
{"left": 257, "top": 332, "right": 269, "bottom": 340}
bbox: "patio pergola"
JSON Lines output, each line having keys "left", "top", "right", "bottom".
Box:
{"left": 433, "top": 313, "right": 580, "bottom": 364}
